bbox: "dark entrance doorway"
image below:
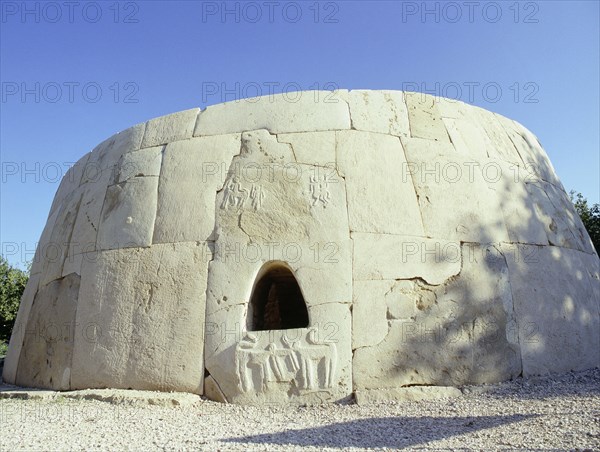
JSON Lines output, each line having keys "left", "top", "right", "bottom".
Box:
{"left": 248, "top": 262, "right": 309, "bottom": 331}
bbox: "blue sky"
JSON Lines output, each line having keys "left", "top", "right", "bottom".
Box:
{"left": 1, "top": 0, "right": 599, "bottom": 268}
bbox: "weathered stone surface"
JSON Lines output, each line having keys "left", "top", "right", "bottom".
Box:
{"left": 15, "top": 273, "right": 81, "bottom": 390}
{"left": 502, "top": 244, "right": 599, "bottom": 376}
{"left": 486, "top": 160, "right": 548, "bottom": 245}
{"left": 498, "top": 116, "right": 562, "bottom": 187}
{"left": 342, "top": 90, "right": 410, "bottom": 137}
{"left": 352, "top": 233, "right": 461, "bottom": 285}
{"left": 337, "top": 130, "right": 423, "bottom": 235}
{"left": 153, "top": 134, "right": 241, "bottom": 244}
{"left": 204, "top": 130, "right": 352, "bottom": 404}
{"left": 276, "top": 131, "right": 336, "bottom": 166}
{"left": 40, "top": 187, "right": 84, "bottom": 286}
{"left": 81, "top": 123, "right": 145, "bottom": 186}
{"left": 526, "top": 180, "right": 595, "bottom": 253}
{"left": 195, "top": 91, "right": 351, "bottom": 136}
{"left": 405, "top": 92, "right": 450, "bottom": 142}
{"left": 6, "top": 91, "right": 598, "bottom": 404}
{"left": 49, "top": 153, "right": 90, "bottom": 216}
{"left": 71, "top": 243, "right": 210, "bottom": 393}
{"left": 353, "top": 243, "right": 521, "bottom": 390}
{"left": 111, "top": 145, "right": 163, "bottom": 183}
{"left": 141, "top": 109, "right": 199, "bottom": 148}
{"left": 402, "top": 137, "right": 510, "bottom": 242}
{"left": 2, "top": 272, "right": 41, "bottom": 385}
{"left": 96, "top": 177, "right": 159, "bottom": 250}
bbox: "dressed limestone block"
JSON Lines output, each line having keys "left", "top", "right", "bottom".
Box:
{"left": 498, "top": 117, "right": 562, "bottom": 188}
{"left": 501, "top": 244, "right": 600, "bottom": 375}
{"left": 49, "top": 153, "right": 90, "bottom": 217}
{"left": 402, "top": 137, "right": 510, "bottom": 243}
{"left": 68, "top": 177, "right": 110, "bottom": 259}
{"left": 353, "top": 243, "right": 521, "bottom": 390}
{"left": 194, "top": 91, "right": 351, "bottom": 136}
{"left": 352, "top": 233, "right": 461, "bottom": 285}
{"left": 526, "top": 181, "right": 594, "bottom": 253}
{"left": 473, "top": 107, "right": 524, "bottom": 165}
{"left": 153, "top": 134, "right": 241, "bottom": 244}
{"left": 405, "top": 92, "right": 450, "bottom": 142}
{"left": 141, "top": 108, "right": 199, "bottom": 148}
{"left": 276, "top": 131, "right": 336, "bottom": 166}
{"left": 71, "top": 242, "right": 210, "bottom": 393}
{"left": 81, "top": 123, "right": 145, "bottom": 186}
{"left": 204, "top": 130, "right": 352, "bottom": 403}
{"left": 352, "top": 280, "right": 391, "bottom": 349}
{"left": 441, "top": 116, "right": 490, "bottom": 160}
{"left": 29, "top": 208, "right": 59, "bottom": 278}
{"left": 336, "top": 130, "right": 423, "bottom": 235}
{"left": 15, "top": 273, "right": 81, "bottom": 390}
{"left": 341, "top": 90, "right": 410, "bottom": 137}
{"left": 485, "top": 160, "right": 548, "bottom": 245}
{"left": 355, "top": 386, "right": 462, "bottom": 404}
{"left": 96, "top": 177, "right": 159, "bottom": 250}
{"left": 39, "top": 187, "right": 85, "bottom": 286}
{"left": 111, "top": 145, "right": 163, "bottom": 183}
{"left": 2, "top": 272, "right": 41, "bottom": 384}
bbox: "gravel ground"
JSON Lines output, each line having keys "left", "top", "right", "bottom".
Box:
{"left": 1, "top": 368, "right": 598, "bottom": 451}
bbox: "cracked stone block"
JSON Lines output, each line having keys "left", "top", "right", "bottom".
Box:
{"left": 141, "top": 108, "right": 199, "bottom": 148}
{"left": 97, "top": 177, "right": 159, "bottom": 250}
{"left": 15, "top": 273, "right": 81, "bottom": 390}
{"left": 2, "top": 272, "right": 41, "bottom": 384}
{"left": 111, "top": 145, "right": 163, "bottom": 184}
{"left": 49, "top": 152, "right": 90, "bottom": 217}
{"left": 194, "top": 91, "right": 351, "bottom": 136}
{"left": 40, "top": 187, "right": 85, "bottom": 286}
{"left": 71, "top": 243, "right": 210, "bottom": 393}
{"left": 402, "top": 137, "right": 510, "bottom": 243}
{"left": 81, "top": 123, "right": 145, "bottom": 186}
{"left": 501, "top": 244, "right": 600, "bottom": 376}
{"left": 405, "top": 92, "right": 451, "bottom": 142}
{"left": 353, "top": 243, "right": 521, "bottom": 390}
{"left": 352, "top": 232, "right": 461, "bottom": 285}
{"left": 486, "top": 160, "right": 548, "bottom": 245}
{"left": 153, "top": 134, "right": 241, "bottom": 244}
{"left": 276, "top": 131, "right": 336, "bottom": 166}
{"left": 526, "top": 180, "right": 595, "bottom": 253}
{"left": 337, "top": 130, "right": 423, "bottom": 235}
{"left": 341, "top": 90, "right": 410, "bottom": 137}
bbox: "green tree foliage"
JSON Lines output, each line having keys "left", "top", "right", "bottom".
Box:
{"left": 0, "top": 255, "right": 29, "bottom": 348}
{"left": 570, "top": 191, "right": 600, "bottom": 254}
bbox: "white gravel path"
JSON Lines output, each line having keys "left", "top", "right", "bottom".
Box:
{"left": 1, "top": 368, "right": 598, "bottom": 451}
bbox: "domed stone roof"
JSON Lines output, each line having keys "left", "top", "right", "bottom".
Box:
{"left": 3, "top": 90, "right": 598, "bottom": 404}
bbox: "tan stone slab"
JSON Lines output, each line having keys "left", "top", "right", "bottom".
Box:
{"left": 402, "top": 137, "right": 510, "bottom": 243}
{"left": 2, "top": 272, "right": 41, "bottom": 385}
{"left": 141, "top": 108, "right": 199, "bottom": 148}
{"left": 337, "top": 130, "right": 423, "bottom": 235}
{"left": 352, "top": 232, "right": 461, "bottom": 285}
{"left": 15, "top": 274, "right": 81, "bottom": 390}
{"left": 405, "top": 92, "right": 450, "bottom": 142}
{"left": 96, "top": 177, "right": 159, "bottom": 250}
{"left": 71, "top": 243, "right": 210, "bottom": 394}
{"left": 153, "top": 134, "right": 241, "bottom": 244}
{"left": 501, "top": 244, "right": 599, "bottom": 376}
{"left": 194, "top": 91, "right": 350, "bottom": 135}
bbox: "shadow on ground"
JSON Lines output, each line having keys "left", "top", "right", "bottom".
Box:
{"left": 224, "top": 414, "right": 535, "bottom": 449}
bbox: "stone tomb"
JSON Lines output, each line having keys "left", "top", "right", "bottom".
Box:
{"left": 4, "top": 90, "right": 599, "bottom": 404}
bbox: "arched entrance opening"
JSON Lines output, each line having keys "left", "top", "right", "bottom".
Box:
{"left": 248, "top": 262, "right": 309, "bottom": 331}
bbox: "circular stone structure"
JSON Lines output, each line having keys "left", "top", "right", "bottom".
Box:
{"left": 4, "top": 90, "right": 599, "bottom": 404}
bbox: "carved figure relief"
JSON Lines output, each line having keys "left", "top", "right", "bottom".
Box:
{"left": 235, "top": 328, "right": 337, "bottom": 393}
